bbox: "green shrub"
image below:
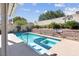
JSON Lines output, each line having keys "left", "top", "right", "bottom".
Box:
{"left": 41, "top": 25, "right": 47, "bottom": 28}
{"left": 64, "top": 21, "right": 79, "bottom": 29}
{"left": 33, "top": 25, "right": 41, "bottom": 29}
{"left": 48, "top": 24, "right": 53, "bottom": 28}
{"left": 48, "top": 23, "right": 60, "bottom": 29}
{"left": 33, "top": 21, "right": 79, "bottom": 29}
{"left": 16, "top": 26, "right": 21, "bottom": 32}
{"left": 33, "top": 25, "right": 48, "bottom": 28}
{"left": 59, "top": 23, "right": 65, "bottom": 28}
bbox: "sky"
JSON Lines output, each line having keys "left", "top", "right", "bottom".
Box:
{"left": 14, "top": 3, "right": 79, "bottom": 23}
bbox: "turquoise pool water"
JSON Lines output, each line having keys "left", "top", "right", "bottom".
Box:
{"left": 15, "top": 32, "right": 60, "bottom": 55}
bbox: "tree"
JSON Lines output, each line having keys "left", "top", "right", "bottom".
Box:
{"left": 55, "top": 10, "right": 65, "bottom": 18}
{"left": 39, "top": 14, "right": 46, "bottom": 21}
{"left": 13, "top": 16, "right": 27, "bottom": 26}
{"left": 13, "top": 16, "right": 27, "bottom": 32}
{"left": 39, "top": 11, "right": 56, "bottom": 21}
{"left": 39, "top": 10, "right": 65, "bottom": 21}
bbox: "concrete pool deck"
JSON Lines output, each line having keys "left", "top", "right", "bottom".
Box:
{"left": 0, "top": 33, "right": 79, "bottom": 56}
{"left": 47, "top": 39, "right": 79, "bottom": 56}
{"left": 0, "top": 34, "right": 40, "bottom": 56}
{"left": 32, "top": 32, "right": 79, "bottom": 56}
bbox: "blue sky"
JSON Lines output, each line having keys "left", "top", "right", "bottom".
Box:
{"left": 14, "top": 3, "right": 79, "bottom": 23}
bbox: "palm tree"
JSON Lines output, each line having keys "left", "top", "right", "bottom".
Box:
{"left": 63, "top": 15, "right": 73, "bottom": 23}
{"left": 63, "top": 17, "right": 67, "bottom": 23}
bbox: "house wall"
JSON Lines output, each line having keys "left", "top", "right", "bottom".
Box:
{"left": 7, "top": 24, "right": 27, "bottom": 32}
{"left": 0, "top": 23, "right": 17, "bottom": 32}
{"left": 0, "top": 18, "right": 28, "bottom": 32}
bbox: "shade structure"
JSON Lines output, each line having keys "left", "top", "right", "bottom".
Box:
{"left": 0, "top": 3, "right": 17, "bottom": 16}
{"left": 0, "top": 3, "right": 17, "bottom": 56}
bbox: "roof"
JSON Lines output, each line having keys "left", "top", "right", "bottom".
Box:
{"left": 0, "top": 3, "right": 17, "bottom": 16}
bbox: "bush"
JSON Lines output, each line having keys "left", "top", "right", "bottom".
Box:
{"left": 59, "top": 23, "right": 65, "bottom": 28}
{"left": 48, "top": 23, "right": 60, "bottom": 29}
{"left": 64, "top": 21, "right": 79, "bottom": 29}
{"left": 16, "top": 26, "right": 21, "bottom": 32}
{"left": 32, "top": 25, "right": 41, "bottom": 29}
{"left": 48, "top": 24, "right": 53, "bottom": 28}
{"left": 26, "top": 27, "right": 32, "bottom": 32}
{"left": 33, "top": 25, "right": 48, "bottom": 28}
{"left": 32, "top": 21, "right": 79, "bottom": 29}
{"left": 41, "top": 25, "right": 48, "bottom": 28}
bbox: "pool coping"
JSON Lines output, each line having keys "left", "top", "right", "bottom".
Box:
{"left": 28, "top": 32, "right": 64, "bottom": 41}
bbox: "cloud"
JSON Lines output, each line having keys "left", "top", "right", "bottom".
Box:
{"left": 32, "top": 3, "right": 37, "bottom": 6}
{"left": 47, "top": 3, "right": 52, "bottom": 5}
{"left": 43, "top": 10, "right": 48, "bottom": 13}
{"left": 35, "top": 10, "right": 40, "bottom": 13}
{"left": 22, "top": 8, "right": 31, "bottom": 12}
{"left": 63, "top": 7, "right": 79, "bottom": 15}
{"left": 54, "top": 3, "right": 65, "bottom": 7}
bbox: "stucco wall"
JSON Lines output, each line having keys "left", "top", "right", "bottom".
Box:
{"left": 35, "top": 14, "right": 79, "bottom": 26}
{"left": 0, "top": 23, "right": 26, "bottom": 32}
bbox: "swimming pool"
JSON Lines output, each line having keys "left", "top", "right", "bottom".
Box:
{"left": 15, "top": 32, "right": 60, "bottom": 55}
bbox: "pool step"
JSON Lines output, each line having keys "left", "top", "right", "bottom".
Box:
{"left": 46, "top": 38, "right": 60, "bottom": 43}
{"left": 36, "top": 49, "right": 42, "bottom": 51}
{"left": 31, "top": 44, "right": 47, "bottom": 55}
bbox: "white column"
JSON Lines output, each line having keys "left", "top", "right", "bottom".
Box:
{"left": 1, "top": 3, "right": 8, "bottom": 56}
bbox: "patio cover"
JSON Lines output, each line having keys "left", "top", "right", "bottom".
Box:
{"left": 0, "top": 3, "right": 17, "bottom": 56}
